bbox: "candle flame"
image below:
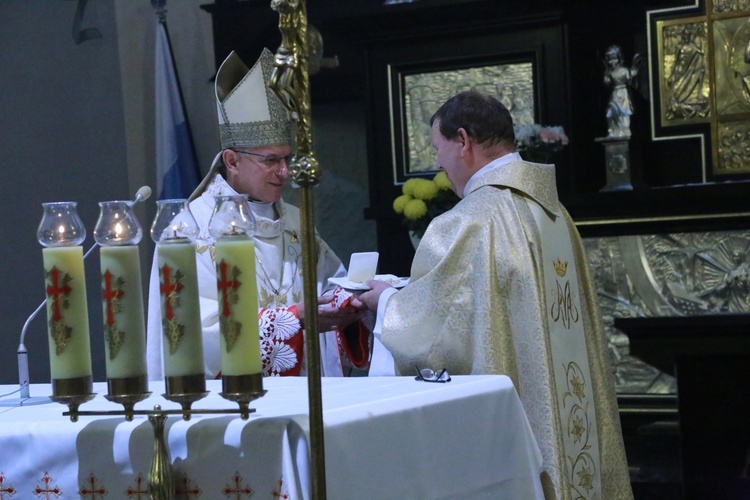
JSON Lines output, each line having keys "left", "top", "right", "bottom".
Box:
{"left": 57, "top": 225, "right": 66, "bottom": 234}
{"left": 114, "top": 222, "right": 123, "bottom": 237}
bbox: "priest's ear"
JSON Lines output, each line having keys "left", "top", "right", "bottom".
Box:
{"left": 222, "top": 149, "right": 242, "bottom": 173}
{"left": 456, "top": 127, "right": 472, "bottom": 153}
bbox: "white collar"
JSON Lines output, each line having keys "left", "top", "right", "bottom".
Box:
{"left": 463, "top": 151, "right": 522, "bottom": 198}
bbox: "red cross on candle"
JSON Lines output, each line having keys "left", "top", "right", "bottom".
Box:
{"left": 159, "top": 264, "right": 182, "bottom": 320}
{"left": 46, "top": 267, "right": 72, "bottom": 322}
{"left": 102, "top": 270, "right": 124, "bottom": 326}
{"left": 217, "top": 260, "right": 240, "bottom": 318}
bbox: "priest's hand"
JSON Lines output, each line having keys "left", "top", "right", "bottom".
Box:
{"left": 296, "top": 294, "right": 360, "bottom": 332}
{"left": 350, "top": 280, "right": 394, "bottom": 311}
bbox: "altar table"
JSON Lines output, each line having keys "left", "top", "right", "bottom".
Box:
{"left": 0, "top": 375, "right": 543, "bottom": 499}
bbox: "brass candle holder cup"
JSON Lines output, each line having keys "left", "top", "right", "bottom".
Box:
{"left": 163, "top": 373, "right": 207, "bottom": 418}
{"left": 104, "top": 375, "right": 151, "bottom": 421}
{"left": 49, "top": 375, "right": 95, "bottom": 422}
{"left": 220, "top": 373, "right": 266, "bottom": 420}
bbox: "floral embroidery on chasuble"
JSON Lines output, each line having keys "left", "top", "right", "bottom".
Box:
{"left": 526, "top": 197, "right": 602, "bottom": 499}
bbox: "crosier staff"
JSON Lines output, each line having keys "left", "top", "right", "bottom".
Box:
{"left": 269, "top": 1, "right": 327, "bottom": 498}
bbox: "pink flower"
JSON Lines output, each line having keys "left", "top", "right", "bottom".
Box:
{"left": 539, "top": 127, "right": 569, "bottom": 145}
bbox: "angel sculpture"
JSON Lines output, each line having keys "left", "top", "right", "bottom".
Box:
{"left": 603, "top": 45, "right": 641, "bottom": 138}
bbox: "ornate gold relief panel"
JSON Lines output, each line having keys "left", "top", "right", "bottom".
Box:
{"left": 652, "top": 1, "right": 750, "bottom": 174}
{"left": 658, "top": 19, "right": 711, "bottom": 124}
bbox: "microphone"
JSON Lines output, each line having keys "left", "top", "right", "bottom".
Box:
{"left": 1, "top": 186, "right": 152, "bottom": 406}
{"left": 133, "top": 185, "right": 152, "bottom": 205}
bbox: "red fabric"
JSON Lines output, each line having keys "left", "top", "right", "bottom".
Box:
{"left": 337, "top": 321, "right": 370, "bottom": 368}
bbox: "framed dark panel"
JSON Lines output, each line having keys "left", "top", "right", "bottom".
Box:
{"left": 389, "top": 58, "right": 536, "bottom": 184}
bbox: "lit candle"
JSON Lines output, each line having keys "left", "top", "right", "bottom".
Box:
{"left": 43, "top": 245, "right": 93, "bottom": 380}
{"left": 214, "top": 236, "right": 262, "bottom": 375}
{"left": 99, "top": 245, "right": 147, "bottom": 379}
{"left": 38, "top": 201, "right": 93, "bottom": 397}
{"left": 94, "top": 200, "right": 148, "bottom": 388}
{"left": 156, "top": 239, "right": 204, "bottom": 377}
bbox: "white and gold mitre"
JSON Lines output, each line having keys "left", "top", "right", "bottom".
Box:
{"left": 215, "top": 49, "right": 291, "bottom": 149}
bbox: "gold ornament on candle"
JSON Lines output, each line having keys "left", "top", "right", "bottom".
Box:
{"left": 94, "top": 200, "right": 149, "bottom": 409}
{"left": 37, "top": 201, "right": 94, "bottom": 404}
{"left": 208, "top": 194, "right": 265, "bottom": 411}
{"left": 150, "top": 199, "right": 206, "bottom": 407}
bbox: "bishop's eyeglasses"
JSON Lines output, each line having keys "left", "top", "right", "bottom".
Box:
{"left": 231, "top": 149, "right": 292, "bottom": 172}
{"left": 414, "top": 366, "right": 451, "bottom": 383}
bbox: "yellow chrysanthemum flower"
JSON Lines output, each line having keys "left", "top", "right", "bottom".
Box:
{"left": 402, "top": 178, "right": 421, "bottom": 196}
{"left": 433, "top": 171, "right": 451, "bottom": 190}
{"left": 392, "top": 194, "right": 412, "bottom": 214}
{"left": 411, "top": 178, "right": 439, "bottom": 201}
{"left": 403, "top": 199, "right": 428, "bottom": 221}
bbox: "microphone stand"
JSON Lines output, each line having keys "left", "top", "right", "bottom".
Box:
{"left": 1, "top": 187, "right": 152, "bottom": 407}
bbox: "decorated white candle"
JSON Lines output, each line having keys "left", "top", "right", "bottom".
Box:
{"left": 151, "top": 199, "right": 204, "bottom": 381}
{"left": 99, "top": 245, "right": 147, "bottom": 379}
{"left": 42, "top": 245, "right": 93, "bottom": 380}
{"left": 94, "top": 200, "right": 148, "bottom": 383}
{"left": 214, "top": 236, "right": 262, "bottom": 376}
{"left": 156, "top": 239, "right": 204, "bottom": 377}
{"left": 38, "top": 201, "right": 93, "bottom": 387}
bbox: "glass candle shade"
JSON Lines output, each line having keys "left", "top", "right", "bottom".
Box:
{"left": 208, "top": 196, "right": 262, "bottom": 379}
{"left": 94, "top": 201, "right": 148, "bottom": 397}
{"left": 151, "top": 200, "right": 205, "bottom": 396}
{"left": 38, "top": 202, "right": 93, "bottom": 397}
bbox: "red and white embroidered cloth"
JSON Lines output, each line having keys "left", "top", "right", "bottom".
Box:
{"left": 0, "top": 376, "right": 543, "bottom": 499}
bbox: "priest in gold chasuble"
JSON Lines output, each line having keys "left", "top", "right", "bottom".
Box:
{"left": 355, "top": 91, "right": 632, "bottom": 499}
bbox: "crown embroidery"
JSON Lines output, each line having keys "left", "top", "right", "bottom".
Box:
{"left": 553, "top": 257, "right": 568, "bottom": 277}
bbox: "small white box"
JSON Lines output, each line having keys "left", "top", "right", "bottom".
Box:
{"left": 347, "top": 252, "right": 379, "bottom": 283}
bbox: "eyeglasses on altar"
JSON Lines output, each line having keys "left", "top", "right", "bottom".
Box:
{"left": 414, "top": 366, "right": 451, "bottom": 383}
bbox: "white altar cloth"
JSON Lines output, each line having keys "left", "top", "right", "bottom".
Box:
{"left": 0, "top": 376, "right": 543, "bottom": 499}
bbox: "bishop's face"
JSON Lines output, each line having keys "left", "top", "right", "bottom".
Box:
{"left": 226, "top": 145, "right": 292, "bottom": 203}
{"left": 431, "top": 120, "right": 469, "bottom": 197}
